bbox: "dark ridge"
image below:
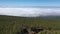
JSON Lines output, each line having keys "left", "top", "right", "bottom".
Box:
{"left": 0, "top": 15, "right": 60, "bottom": 19}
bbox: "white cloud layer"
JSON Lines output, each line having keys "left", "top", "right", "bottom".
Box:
{"left": 0, "top": 8, "right": 60, "bottom": 17}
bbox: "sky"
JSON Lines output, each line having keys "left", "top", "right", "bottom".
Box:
{"left": 0, "top": 0, "right": 60, "bottom": 17}
{"left": 0, "top": 0, "right": 60, "bottom": 7}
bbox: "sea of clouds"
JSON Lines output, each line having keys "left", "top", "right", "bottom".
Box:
{"left": 0, "top": 8, "right": 60, "bottom": 17}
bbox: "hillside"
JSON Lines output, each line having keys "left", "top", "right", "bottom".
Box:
{"left": 0, "top": 15, "right": 60, "bottom": 34}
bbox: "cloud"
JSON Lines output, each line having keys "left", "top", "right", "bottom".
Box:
{"left": 0, "top": 8, "right": 60, "bottom": 17}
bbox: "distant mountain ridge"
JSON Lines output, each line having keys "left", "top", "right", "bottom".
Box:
{"left": 0, "top": 15, "right": 60, "bottom": 19}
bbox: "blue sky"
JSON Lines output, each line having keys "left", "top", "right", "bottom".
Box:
{"left": 0, "top": 0, "right": 60, "bottom": 17}
{"left": 0, "top": 0, "right": 60, "bottom": 8}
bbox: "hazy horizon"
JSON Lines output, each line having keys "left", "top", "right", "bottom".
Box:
{"left": 0, "top": 8, "right": 60, "bottom": 17}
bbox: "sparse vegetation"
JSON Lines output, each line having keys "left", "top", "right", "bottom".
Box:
{"left": 0, "top": 15, "right": 60, "bottom": 34}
